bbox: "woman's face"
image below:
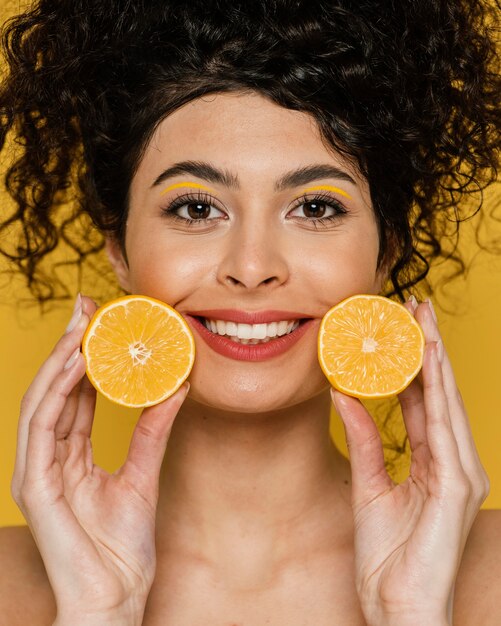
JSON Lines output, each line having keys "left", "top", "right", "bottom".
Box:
{"left": 107, "top": 92, "right": 385, "bottom": 413}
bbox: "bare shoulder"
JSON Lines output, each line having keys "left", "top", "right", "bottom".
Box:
{"left": 0, "top": 526, "right": 56, "bottom": 625}
{"left": 455, "top": 509, "right": 501, "bottom": 625}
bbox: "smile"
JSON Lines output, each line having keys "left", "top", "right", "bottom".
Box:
{"left": 186, "top": 312, "right": 316, "bottom": 362}
{"left": 200, "top": 318, "right": 300, "bottom": 344}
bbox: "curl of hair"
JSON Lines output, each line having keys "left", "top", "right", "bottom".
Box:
{"left": 0, "top": 0, "right": 499, "bottom": 305}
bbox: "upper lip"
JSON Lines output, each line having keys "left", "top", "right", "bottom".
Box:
{"left": 185, "top": 309, "right": 314, "bottom": 324}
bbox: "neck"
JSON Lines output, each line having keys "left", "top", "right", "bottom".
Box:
{"left": 156, "top": 390, "right": 353, "bottom": 581}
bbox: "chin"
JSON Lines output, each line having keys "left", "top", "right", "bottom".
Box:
{"left": 186, "top": 375, "right": 329, "bottom": 416}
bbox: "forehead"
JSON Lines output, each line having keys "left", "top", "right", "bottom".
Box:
{"left": 134, "top": 91, "right": 365, "bottom": 188}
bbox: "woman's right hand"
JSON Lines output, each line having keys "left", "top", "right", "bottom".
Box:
{"left": 11, "top": 294, "right": 189, "bottom": 626}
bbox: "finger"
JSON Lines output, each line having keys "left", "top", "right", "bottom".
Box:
{"left": 13, "top": 309, "right": 91, "bottom": 491}
{"left": 51, "top": 374, "right": 88, "bottom": 472}
{"left": 119, "top": 383, "right": 190, "bottom": 497}
{"left": 417, "top": 301, "right": 486, "bottom": 482}
{"left": 398, "top": 379, "right": 431, "bottom": 473}
{"left": 53, "top": 297, "right": 98, "bottom": 438}
{"left": 408, "top": 343, "right": 474, "bottom": 584}
{"left": 54, "top": 375, "right": 85, "bottom": 440}
{"left": 404, "top": 295, "right": 423, "bottom": 384}
{"left": 53, "top": 374, "right": 97, "bottom": 480}
{"left": 398, "top": 297, "right": 430, "bottom": 470}
{"left": 55, "top": 375, "right": 98, "bottom": 489}
{"left": 331, "top": 389, "right": 393, "bottom": 507}
{"left": 24, "top": 352, "right": 87, "bottom": 483}
{"left": 54, "top": 371, "right": 97, "bottom": 441}
{"left": 403, "top": 295, "right": 418, "bottom": 316}
{"left": 20, "top": 295, "right": 93, "bottom": 418}
{"left": 421, "top": 341, "right": 462, "bottom": 479}
{"left": 54, "top": 296, "right": 98, "bottom": 438}
{"left": 70, "top": 374, "right": 97, "bottom": 438}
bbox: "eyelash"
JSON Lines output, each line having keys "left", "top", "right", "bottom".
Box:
{"left": 161, "top": 192, "right": 225, "bottom": 227}
{"left": 291, "top": 193, "right": 348, "bottom": 228}
{"left": 161, "top": 191, "right": 348, "bottom": 227}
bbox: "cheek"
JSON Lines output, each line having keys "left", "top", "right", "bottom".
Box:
{"left": 294, "top": 230, "right": 381, "bottom": 300}
{"left": 124, "top": 234, "right": 212, "bottom": 303}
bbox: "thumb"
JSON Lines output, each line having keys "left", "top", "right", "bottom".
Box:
{"left": 331, "top": 389, "right": 392, "bottom": 505}
{"left": 120, "top": 382, "right": 190, "bottom": 491}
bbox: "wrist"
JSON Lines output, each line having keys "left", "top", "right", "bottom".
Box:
{"left": 53, "top": 612, "right": 143, "bottom": 626}
{"left": 361, "top": 596, "right": 451, "bottom": 626}
{"left": 377, "top": 615, "right": 449, "bottom": 626}
{"left": 53, "top": 586, "right": 149, "bottom": 626}
{"left": 53, "top": 601, "right": 146, "bottom": 626}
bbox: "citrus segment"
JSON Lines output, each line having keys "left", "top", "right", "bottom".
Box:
{"left": 318, "top": 294, "right": 424, "bottom": 399}
{"left": 82, "top": 295, "right": 195, "bottom": 407}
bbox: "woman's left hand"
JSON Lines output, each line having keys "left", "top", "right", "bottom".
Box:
{"left": 332, "top": 299, "right": 490, "bottom": 626}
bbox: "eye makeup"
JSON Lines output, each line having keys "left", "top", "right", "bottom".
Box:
{"left": 160, "top": 182, "right": 351, "bottom": 200}
{"left": 160, "top": 181, "right": 216, "bottom": 196}
{"left": 300, "top": 185, "right": 352, "bottom": 200}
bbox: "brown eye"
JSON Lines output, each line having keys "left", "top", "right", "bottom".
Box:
{"left": 302, "top": 201, "right": 327, "bottom": 218}
{"left": 165, "top": 196, "right": 226, "bottom": 221}
{"left": 186, "top": 202, "right": 211, "bottom": 219}
{"left": 286, "top": 195, "right": 347, "bottom": 227}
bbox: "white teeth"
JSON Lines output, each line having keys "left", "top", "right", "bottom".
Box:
{"left": 277, "top": 321, "right": 288, "bottom": 336}
{"left": 202, "top": 317, "right": 302, "bottom": 342}
{"left": 267, "top": 322, "right": 278, "bottom": 337}
{"left": 237, "top": 323, "right": 252, "bottom": 340}
{"left": 251, "top": 323, "right": 267, "bottom": 340}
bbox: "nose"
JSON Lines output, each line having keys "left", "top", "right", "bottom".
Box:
{"left": 217, "top": 221, "right": 290, "bottom": 290}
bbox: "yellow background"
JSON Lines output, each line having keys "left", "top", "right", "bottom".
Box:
{"left": 1, "top": 0, "right": 500, "bottom": 526}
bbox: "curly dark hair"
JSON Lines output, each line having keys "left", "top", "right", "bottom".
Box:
{"left": 0, "top": 0, "right": 499, "bottom": 306}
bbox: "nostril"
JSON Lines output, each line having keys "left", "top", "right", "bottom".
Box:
{"left": 225, "top": 274, "right": 279, "bottom": 288}
{"left": 261, "top": 276, "right": 276, "bottom": 285}
{"left": 225, "top": 275, "right": 244, "bottom": 287}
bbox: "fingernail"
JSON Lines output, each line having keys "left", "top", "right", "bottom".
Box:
{"left": 408, "top": 294, "right": 418, "bottom": 312}
{"left": 436, "top": 340, "right": 444, "bottom": 364}
{"left": 330, "top": 388, "right": 338, "bottom": 409}
{"left": 65, "top": 293, "right": 82, "bottom": 334}
{"left": 425, "top": 298, "right": 438, "bottom": 324}
{"left": 175, "top": 381, "right": 190, "bottom": 402}
{"left": 64, "top": 348, "right": 81, "bottom": 370}
{"left": 330, "top": 389, "right": 352, "bottom": 428}
{"left": 330, "top": 388, "right": 342, "bottom": 414}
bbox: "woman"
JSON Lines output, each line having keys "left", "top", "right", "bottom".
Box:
{"left": 0, "top": 0, "right": 499, "bottom": 624}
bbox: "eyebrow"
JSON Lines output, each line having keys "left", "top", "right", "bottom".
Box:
{"left": 152, "top": 161, "right": 239, "bottom": 190}
{"left": 152, "top": 160, "right": 356, "bottom": 192}
{"left": 276, "top": 164, "right": 355, "bottom": 191}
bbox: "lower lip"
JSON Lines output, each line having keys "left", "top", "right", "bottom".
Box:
{"left": 186, "top": 316, "right": 316, "bottom": 362}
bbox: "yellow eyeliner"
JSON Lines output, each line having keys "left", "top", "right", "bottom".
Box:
{"left": 160, "top": 182, "right": 215, "bottom": 195}
{"left": 301, "top": 185, "right": 352, "bottom": 200}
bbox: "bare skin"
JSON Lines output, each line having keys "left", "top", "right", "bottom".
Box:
{"left": 1, "top": 509, "right": 501, "bottom": 624}
{"left": 1, "top": 93, "right": 498, "bottom": 625}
